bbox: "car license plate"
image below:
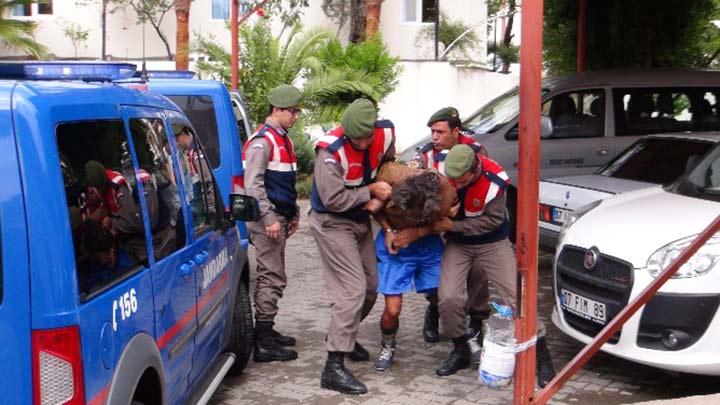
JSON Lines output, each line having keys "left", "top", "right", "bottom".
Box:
{"left": 552, "top": 207, "right": 570, "bottom": 224}
{"left": 560, "top": 289, "right": 606, "bottom": 324}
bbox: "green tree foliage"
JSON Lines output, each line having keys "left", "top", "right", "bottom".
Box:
{"left": 62, "top": 22, "right": 90, "bottom": 58}
{"left": 0, "top": 0, "right": 49, "bottom": 58}
{"left": 544, "top": 0, "right": 720, "bottom": 74}
{"left": 111, "top": 0, "right": 174, "bottom": 60}
{"left": 415, "top": 12, "right": 479, "bottom": 60}
{"left": 194, "top": 21, "right": 399, "bottom": 125}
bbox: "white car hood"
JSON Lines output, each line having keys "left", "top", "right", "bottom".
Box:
{"left": 544, "top": 175, "right": 654, "bottom": 195}
{"left": 561, "top": 186, "right": 720, "bottom": 267}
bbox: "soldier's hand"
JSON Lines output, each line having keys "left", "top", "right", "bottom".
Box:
{"left": 287, "top": 220, "right": 299, "bottom": 238}
{"left": 384, "top": 230, "right": 399, "bottom": 255}
{"left": 394, "top": 227, "right": 420, "bottom": 248}
{"left": 266, "top": 221, "right": 281, "bottom": 239}
{"left": 449, "top": 201, "right": 461, "bottom": 217}
{"left": 433, "top": 217, "right": 454, "bottom": 233}
{"left": 363, "top": 198, "right": 385, "bottom": 214}
{"left": 368, "top": 181, "right": 392, "bottom": 201}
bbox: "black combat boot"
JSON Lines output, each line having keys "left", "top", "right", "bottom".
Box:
{"left": 436, "top": 336, "right": 471, "bottom": 376}
{"left": 253, "top": 321, "right": 298, "bottom": 362}
{"left": 423, "top": 303, "right": 440, "bottom": 343}
{"left": 536, "top": 337, "right": 556, "bottom": 388}
{"left": 467, "top": 325, "right": 484, "bottom": 365}
{"left": 320, "top": 352, "right": 368, "bottom": 395}
{"left": 347, "top": 341, "right": 370, "bottom": 362}
{"left": 271, "top": 328, "right": 296, "bottom": 346}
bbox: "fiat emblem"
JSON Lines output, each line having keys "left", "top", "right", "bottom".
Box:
{"left": 584, "top": 246, "right": 600, "bottom": 270}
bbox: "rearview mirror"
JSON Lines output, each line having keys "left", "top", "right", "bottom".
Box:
{"left": 229, "top": 194, "right": 260, "bottom": 222}
{"left": 540, "top": 115, "right": 554, "bottom": 139}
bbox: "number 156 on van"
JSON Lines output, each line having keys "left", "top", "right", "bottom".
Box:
{"left": 112, "top": 288, "right": 138, "bottom": 331}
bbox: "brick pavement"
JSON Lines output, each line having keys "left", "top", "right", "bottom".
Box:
{"left": 210, "top": 201, "right": 719, "bottom": 405}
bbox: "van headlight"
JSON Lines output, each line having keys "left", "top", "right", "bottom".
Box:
{"left": 559, "top": 200, "right": 602, "bottom": 240}
{"left": 647, "top": 234, "right": 720, "bottom": 278}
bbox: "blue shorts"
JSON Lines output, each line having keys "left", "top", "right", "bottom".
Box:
{"left": 375, "top": 232, "right": 444, "bottom": 295}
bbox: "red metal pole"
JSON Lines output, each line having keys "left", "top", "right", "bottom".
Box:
{"left": 513, "top": 0, "right": 544, "bottom": 403}
{"left": 230, "top": 0, "right": 239, "bottom": 91}
{"left": 576, "top": 0, "right": 586, "bottom": 73}
{"left": 534, "top": 214, "right": 720, "bottom": 404}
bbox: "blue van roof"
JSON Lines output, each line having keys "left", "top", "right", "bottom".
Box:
{"left": 3, "top": 80, "right": 181, "bottom": 113}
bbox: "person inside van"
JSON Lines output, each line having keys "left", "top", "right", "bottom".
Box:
{"left": 84, "top": 160, "right": 150, "bottom": 262}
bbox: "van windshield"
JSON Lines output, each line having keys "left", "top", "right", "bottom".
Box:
{"left": 673, "top": 142, "right": 720, "bottom": 202}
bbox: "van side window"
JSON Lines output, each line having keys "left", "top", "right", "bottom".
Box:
{"left": 541, "top": 90, "right": 605, "bottom": 139}
{"left": 57, "top": 121, "right": 149, "bottom": 297}
{"left": 127, "top": 118, "right": 186, "bottom": 261}
{"left": 0, "top": 216, "right": 3, "bottom": 304}
{"left": 166, "top": 95, "right": 221, "bottom": 169}
{"left": 612, "top": 88, "right": 718, "bottom": 136}
{"left": 172, "top": 125, "right": 220, "bottom": 237}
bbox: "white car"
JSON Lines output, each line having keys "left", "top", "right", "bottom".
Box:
{"left": 551, "top": 141, "right": 720, "bottom": 375}
{"left": 539, "top": 132, "right": 720, "bottom": 251}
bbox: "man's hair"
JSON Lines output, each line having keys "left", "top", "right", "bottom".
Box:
{"left": 447, "top": 116, "right": 462, "bottom": 131}
{"left": 83, "top": 219, "right": 115, "bottom": 253}
{"left": 391, "top": 172, "right": 443, "bottom": 222}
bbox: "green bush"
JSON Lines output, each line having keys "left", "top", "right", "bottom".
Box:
{"left": 295, "top": 174, "right": 314, "bottom": 198}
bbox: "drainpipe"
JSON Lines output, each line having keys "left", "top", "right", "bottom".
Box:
{"left": 434, "top": 0, "right": 440, "bottom": 60}
{"left": 513, "top": 0, "right": 544, "bottom": 402}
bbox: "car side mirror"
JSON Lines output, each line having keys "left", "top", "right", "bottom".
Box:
{"left": 541, "top": 115, "right": 554, "bottom": 138}
{"left": 229, "top": 194, "right": 260, "bottom": 222}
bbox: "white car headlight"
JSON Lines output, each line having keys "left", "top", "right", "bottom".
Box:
{"left": 647, "top": 233, "right": 720, "bottom": 278}
{"left": 559, "top": 200, "right": 602, "bottom": 240}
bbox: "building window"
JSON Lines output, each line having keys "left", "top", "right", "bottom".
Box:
{"left": 11, "top": 1, "right": 52, "bottom": 17}
{"left": 212, "top": 0, "right": 249, "bottom": 20}
{"left": 403, "top": 0, "right": 437, "bottom": 23}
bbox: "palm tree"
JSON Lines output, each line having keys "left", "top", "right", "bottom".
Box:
{"left": 0, "top": 0, "right": 49, "bottom": 59}
{"left": 195, "top": 22, "right": 378, "bottom": 125}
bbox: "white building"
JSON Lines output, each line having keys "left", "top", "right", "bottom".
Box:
{"left": 1, "top": 0, "right": 518, "bottom": 149}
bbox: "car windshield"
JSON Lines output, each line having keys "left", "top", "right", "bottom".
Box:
{"left": 463, "top": 88, "right": 520, "bottom": 134}
{"left": 674, "top": 142, "right": 720, "bottom": 202}
{"left": 596, "top": 137, "right": 715, "bottom": 184}
{"left": 463, "top": 87, "right": 550, "bottom": 134}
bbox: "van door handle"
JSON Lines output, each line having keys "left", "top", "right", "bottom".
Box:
{"left": 596, "top": 148, "right": 608, "bottom": 156}
{"left": 179, "top": 261, "right": 196, "bottom": 277}
{"left": 194, "top": 251, "right": 209, "bottom": 265}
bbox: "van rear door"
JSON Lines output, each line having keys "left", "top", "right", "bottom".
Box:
{"left": 0, "top": 84, "right": 32, "bottom": 403}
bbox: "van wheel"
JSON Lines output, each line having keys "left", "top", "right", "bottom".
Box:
{"left": 507, "top": 186, "right": 518, "bottom": 244}
{"left": 228, "top": 280, "right": 254, "bottom": 375}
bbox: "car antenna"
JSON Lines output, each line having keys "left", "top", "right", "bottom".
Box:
{"left": 140, "top": 19, "right": 149, "bottom": 82}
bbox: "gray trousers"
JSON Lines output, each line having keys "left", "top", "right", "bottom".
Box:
{"left": 309, "top": 211, "right": 377, "bottom": 353}
{"left": 438, "top": 238, "right": 545, "bottom": 339}
{"left": 248, "top": 217, "right": 289, "bottom": 322}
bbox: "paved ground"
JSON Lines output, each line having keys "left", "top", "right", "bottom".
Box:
{"left": 210, "top": 201, "right": 719, "bottom": 405}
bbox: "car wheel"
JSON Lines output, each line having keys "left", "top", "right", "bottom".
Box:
{"left": 228, "top": 280, "right": 254, "bottom": 375}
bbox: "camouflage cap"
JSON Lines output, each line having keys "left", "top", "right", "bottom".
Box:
{"left": 268, "top": 84, "right": 302, "bottom": 108}
{"left": 342, "top": 98, "right": 378, "bottom": 139}
{"left": 427, "top": 106, "right": 461, "bottom": 127}
{"left": 85, "top": 160, "right": 106, "bottom": 188}
{"left": 444, "top": 144, "right": 476, "bottom": 179}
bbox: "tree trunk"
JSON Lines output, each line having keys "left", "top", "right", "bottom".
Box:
{"left": 501, "top": 0, "right": 516, "bottom": 74}
{"left": 365, "top": 0, "right": 382, "bottom": 39}
{"left": 101, "top": 0, "right": 107, "bottom": 60}
{"left": 175, "top": 0, "right": 191, "bottom": 69}
{"left": 349, "top": 0, "right": 366, "bottom": 43}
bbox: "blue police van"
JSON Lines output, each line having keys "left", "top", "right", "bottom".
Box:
{"left": 0, "top": 62, "right": 256, "bottom": 405}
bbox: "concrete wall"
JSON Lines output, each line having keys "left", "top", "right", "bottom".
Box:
{"left": 378, "top": 61, "right": 518, "bottom": 151}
